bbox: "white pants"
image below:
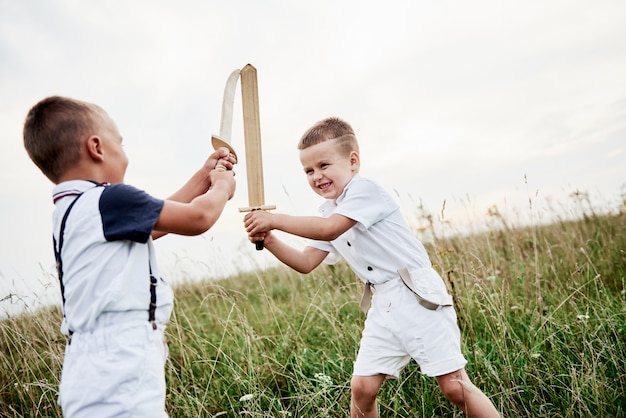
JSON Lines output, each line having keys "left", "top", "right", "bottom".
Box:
{"left": 59, "top": 321, "right": 169, "bottom": 417}
{"left": 354, "top": 278, "right": 467, "bottom": 378}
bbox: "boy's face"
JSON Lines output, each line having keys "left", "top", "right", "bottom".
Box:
{"left": 93, "top": 108, "right": 128, "bottom": 184}
{"left": 299, "top": 139, "right": 359, "bottom": 201}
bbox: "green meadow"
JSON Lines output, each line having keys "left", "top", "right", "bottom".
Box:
{"left": 1, "top": 195, "right": 625, "bottom": 417}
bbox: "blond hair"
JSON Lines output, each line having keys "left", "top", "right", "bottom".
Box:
{"left": 297, "top": 117, "right": 359, "bottom": 157}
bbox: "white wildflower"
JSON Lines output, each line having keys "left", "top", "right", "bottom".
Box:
{"left": 314, "top": 373, "right": 333, "bottom": 390}
{"left": 239, "top": 393, "right": 254, "bottom": 402}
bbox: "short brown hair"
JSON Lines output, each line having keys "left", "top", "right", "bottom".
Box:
{"left": 297, "top": 117, "right": 359, "bottom": 156}
{"left": 23, "top": 96, "right": 96, "bottom": 183}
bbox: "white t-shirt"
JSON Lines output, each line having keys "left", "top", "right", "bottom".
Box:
{"left": 52, "top": 180, "right": 173, "bottom": 335}
{"left": 307, "top": 175, "right": 432, "bottom": 284}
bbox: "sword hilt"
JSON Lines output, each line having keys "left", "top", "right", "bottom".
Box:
{"left": 211, "top": 135, "right": 238, "bottom": 161}
{"left": 239, "top": 204, "right": 277, "bottom": 251}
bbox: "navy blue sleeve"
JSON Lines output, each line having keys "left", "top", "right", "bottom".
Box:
{"left": 99, "top": 184, "right": 165, "bottom": 243}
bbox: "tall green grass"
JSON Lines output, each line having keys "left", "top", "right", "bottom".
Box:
{"left": 1, "top": 203, "right": 625, "bottom": 417}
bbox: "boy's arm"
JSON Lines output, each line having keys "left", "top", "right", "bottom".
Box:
{"left": 165, "top": 148, "right": 235, "bottom": 204}
{"left": 244, "top": 211, "right": 356, "bottom": 242}
{"left": 152, "top": 148, "right": 236, "bottom": 239}
{"left": 252, "top": 231, "right": 329, "bottom": 273}
{"left": 153, "top": 169, "right": 235, "bottom": 238}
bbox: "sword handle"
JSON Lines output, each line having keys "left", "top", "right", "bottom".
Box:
{"left": 238, "top": 204, "right": 276, "bottom": 251}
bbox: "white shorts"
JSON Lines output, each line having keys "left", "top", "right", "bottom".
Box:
{"left": 58, "top": 321, "right": 169, "bottom": 417}
{"left": 353, "top": 278, "right": 467, "bottom": 378}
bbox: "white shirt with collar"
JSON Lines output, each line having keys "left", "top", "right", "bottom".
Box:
{"left": 52, "top": 180, "right": 173, "bottom": 335}
{"left": 307, "top": 174, "right": 432, "bottom": 285}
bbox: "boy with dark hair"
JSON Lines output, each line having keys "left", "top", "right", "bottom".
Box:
{"left": 24, "top": 95, "right": 236, "bottom": 417}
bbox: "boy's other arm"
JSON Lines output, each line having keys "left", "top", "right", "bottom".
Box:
{"left": 253, "top": 231, "right": 329, "bottom": 274}
{"left": 166, "top": 148, "right": 235, "bottom": 204}
{"left": 153, "top": 170, "right": 235, "bottom": 238}
{"left": 152, "top": 148, "right": 236, "bottom": 239}
{"left": 244, "top": 211, "right": 356, "bottom": 242}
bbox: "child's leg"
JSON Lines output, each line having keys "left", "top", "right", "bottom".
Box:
{"left": 350, "top": 374, "right": 386, "bottom": 418}
{"left": 436, "top": 368, "right": 500, "bottom": 418}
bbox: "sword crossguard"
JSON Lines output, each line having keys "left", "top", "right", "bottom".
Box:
{"left": 211, "top": 135, "right": 238, "bottom": 161}
{"left": 238, "top": 205, "right": 276, "bottom": 213}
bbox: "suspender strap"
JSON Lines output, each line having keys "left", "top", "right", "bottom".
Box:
{"left": 398, "top": 266, "right": 453, "bottom": 311}
{"left": 359, "top": 268, "right": 453, "bottom": 314}
{"left": 359, "top": 282, "right": 372, "bottom": 314}
{"left": 53, "top": 193, "right": 85, "bottom": 331}
{"left": 149, "top": 266, "right": 158, "bottom": 330}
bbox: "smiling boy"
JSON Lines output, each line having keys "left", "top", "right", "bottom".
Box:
{"left": 243, "top": 117, "right": 500, "bottom": 417}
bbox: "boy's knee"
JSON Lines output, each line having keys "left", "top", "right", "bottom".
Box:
{"left": 438, "top": 370, "right": 475, "bottom": 406}
{"left": 350, "top": 375, "right": 381, "bottom": 401}
{"left": 440, "top": 379, "right": 466, "bottom": 405}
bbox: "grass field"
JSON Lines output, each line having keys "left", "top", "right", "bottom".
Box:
{"left": 1, "top": 200, "right": 625, "bottom": 417}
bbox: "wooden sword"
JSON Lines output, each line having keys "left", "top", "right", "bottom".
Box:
{"left": 238, "top": 64, "right": 275, "bottom": 250}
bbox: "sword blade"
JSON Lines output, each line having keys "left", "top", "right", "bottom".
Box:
{"left": 219, "top": 69, "right": 240, "bottom": 141}
{"left": 239, "top": 64, "right": 275, "bottom": 250}
{"left": 240, "top": 64, "right": 265, "bottom": 208}
{"left": 212, "top": 69, "right": 240, "bottom": 158}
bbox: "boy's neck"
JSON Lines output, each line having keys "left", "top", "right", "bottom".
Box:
{"left": 56, "top": 163, "right": 116, "bottom": 185}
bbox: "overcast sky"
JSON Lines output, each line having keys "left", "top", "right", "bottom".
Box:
{"left": 1, "top": 0, "right": 625, "bottom": 316}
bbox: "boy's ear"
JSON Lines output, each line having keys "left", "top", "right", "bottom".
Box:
{"left": 349, "top": 151, "right": 360, "bottom": 169}
{"left": 85, "top": 135, "right": 104, "bottom": 161}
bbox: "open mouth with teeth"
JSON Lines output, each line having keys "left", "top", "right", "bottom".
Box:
{"left": 317, "top": 180, "right": 332, "bottom": 191}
